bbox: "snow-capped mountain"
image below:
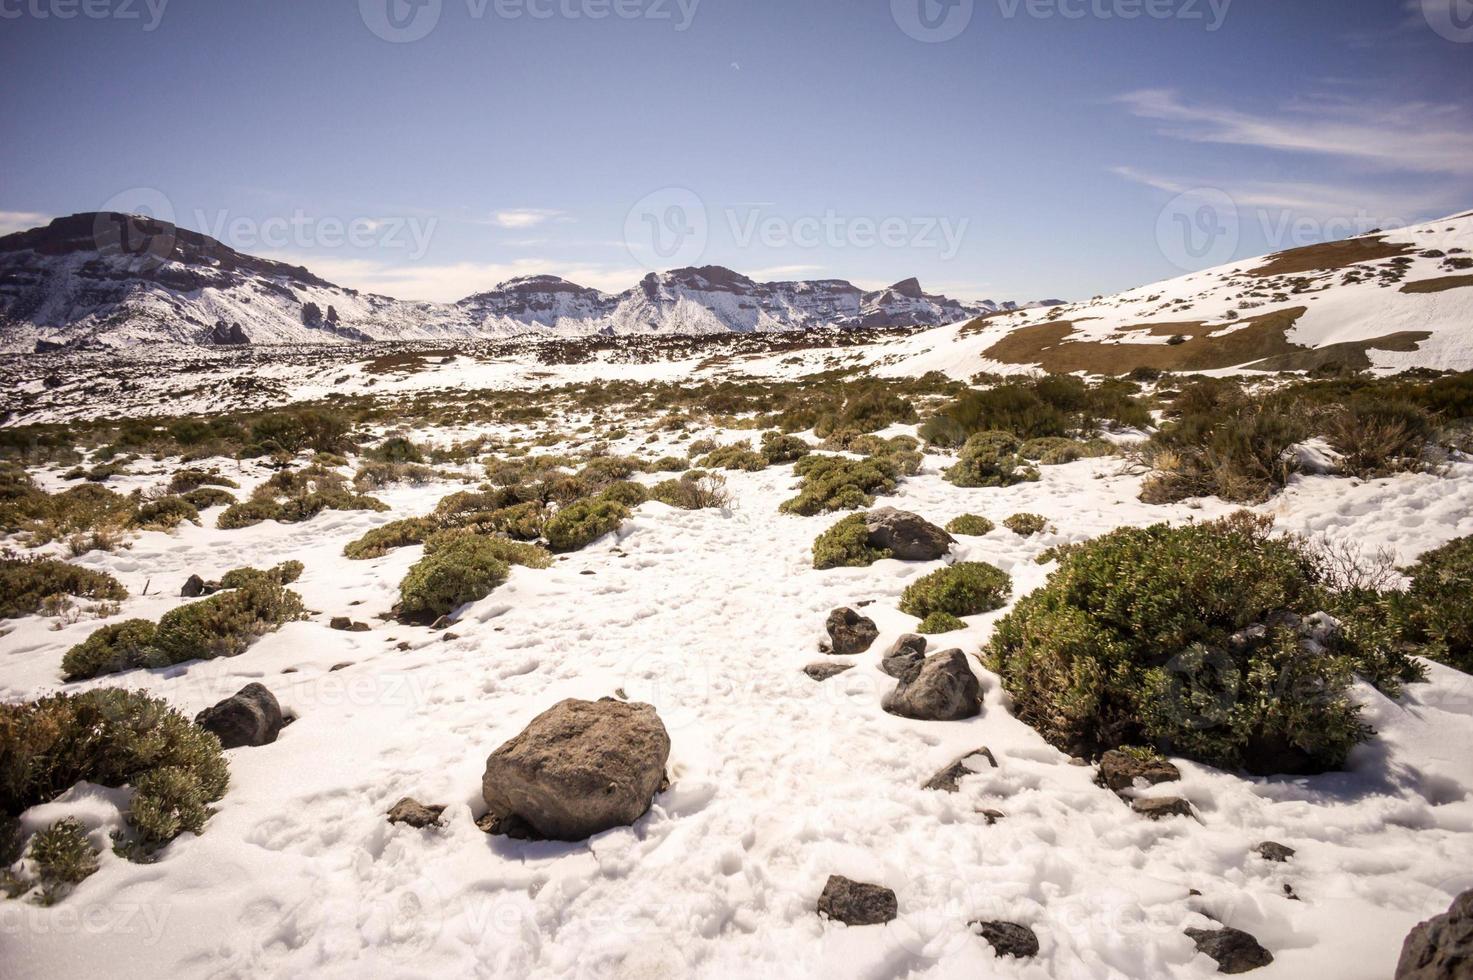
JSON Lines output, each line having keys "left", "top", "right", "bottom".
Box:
{"left": 0, "top": 213, "right": 1037, "bottom": 351}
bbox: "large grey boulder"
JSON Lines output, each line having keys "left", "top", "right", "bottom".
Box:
{"left": 1096, "top": 749, "right": 1181, "bottom": 794}
{"left": 1397, "top": 890, "right": 1473, "bottom": 979}
{"left": 816, "top": 875, "right": 897, "bottom": 926}
{"left": 1186, "top": 926, "right": 1274, "bottom": 973}
{"left": 971, "top": 920, "right": 1039, "bottom": 958}
{"left": 863, "top": 508, "right": 955, "bottom": 561}
{"left": 825, "top": 607, "right": 879, "bottom": 656}
{"left": 194, "top": 683, "right": 284, "bottom": 749}
{"left": 882, "top": 649, "right": 982, "bottom": 721}
{"left": 481, "top": 698, "right": 670, "bottom": 842}
{"left": 881, "top": 634, "right": 927, "bottom": 683}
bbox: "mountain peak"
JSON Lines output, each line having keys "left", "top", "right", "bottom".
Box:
{"left": 887, "top": 277, "right": 924, "bottom": 299}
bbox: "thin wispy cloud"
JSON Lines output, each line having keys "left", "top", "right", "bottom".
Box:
{"left": 491, "top": 209, "right": 569, "bottom": 230}
{"left": 1116, "top": 89, "right": 1473, "bottom": 176}
{"left": 0, "top": 210, "right": 50, "bottom": 236}
{"left": 264, "top": 252, "right": 644, "bottom": 302}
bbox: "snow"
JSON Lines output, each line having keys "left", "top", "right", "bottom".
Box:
{"left": 3, "top": 418, "right": 1472, "bottom": 979}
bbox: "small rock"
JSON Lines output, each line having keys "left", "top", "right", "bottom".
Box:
{"left": 1096, "top": 749, "right": 1181, "bottom": 793}
{"left": 980, "top": 808, "right": 1005, "bottom": 825}
{"left": 181, "top": 574, "right": 206, "bottom": 598}
{"left": 882, "top": 649, "right": 982, "bottom": 721}
{"left": 1396, "top": 889, "right": 1473, "bottom": 980}
{"left": 863, "top": 508, "right": 955, "bottom": 561}
{"left": 481, "top": 698, "right": 671, "bottom": 842}
{"left": 826, "top": 607, "right": 879, "bottom": 657}
{"left": 923, "top": 747, "right": 998, "bottom": 792}
{"left": 971, "top": 920, "right": 1039, "bottom": 958}
{"left": 387, "top": 798, "right": 446, "bottom": 829}
{"left": 816, "top": 875, "right": 897, "bottom": 926}
{"left": 1132, "top": 797, "right": 1194, "bottom": 820}
{"left": 880, "top": 634, "right": 927, "bottom": 683}
{"left": 330, "top": 662, "right": 353, "bottom": 672}
{"left": 395, "top": 642, "right": 411, "bottom": 651}
{"left": 195, "top": 683, "right": 284, "bottom": 749}
{"left": 329, "top": 616, "right": 353, "bottom": 631}
{"left": 804, "top": 662, "right": 854, "bottom": 682}
{"left": 1255, "top": 841, "right": 1295, "bottom": 863}
{"left": 430, "top": 615, "right": 455, "bottom": 631}
{"left": 1185, "top": 926, "right": 1274, "bottom": 974}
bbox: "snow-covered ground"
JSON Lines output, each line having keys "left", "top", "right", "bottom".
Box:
{"left": 3, "top": 414, "right": 1472, "bottom": 979}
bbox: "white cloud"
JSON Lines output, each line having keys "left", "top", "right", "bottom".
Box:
{"left": 1116, "top": 89, "right": 1473, "bottom": 176}
{"left": 262, "top": 252, "right": 645, "bottom": 302}
{"left": 0, "top": 210, "right": 50, "bottom": 236}
{"left": 491, "top": 209, "right": 568, "bottom": 230}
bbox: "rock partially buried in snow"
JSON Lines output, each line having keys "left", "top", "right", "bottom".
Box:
{"left": 803, "top": 662, "right": 854, "bottom": 682}
{"left": 1132, "top": 797, "right": 1194, "bottom": 820}
{"left": 825, "top": 607, "right": 879, "bottom": 656}
{"left": 923, "top": 747, "right": 998, "bottom": 792}
{"left": 387, "top": 797, "right": 446, "bottom": 828}
{"left": 1186, "top": 926, "right": 1274, "bottom": 973}
{"left": 882, "top": 649, "right": 982, "bottom": 721}
{"left": 1396, "top": 889, "right": 1473, "bottom": 979}
{"left": 1096, "top": 749, "right": 1181, "bottom": 794}
{"left": 194, "top": 683, "right": 284, "bottom": 749}
{"left": 1255, "top": 841, "right": 1295, "bottom": 863}
{"left": 863, "top": 508, "right": 954, "bottom": 561}
{"left": 481, "top": 698, "right": 671, "bottom": 842}
{"left": 881, "top": 634, "right": 927, "bottom": 683}
{"left": 816, "top": 875, "right": 897, "bottom": 926}
{"left": 971, "top": 920, "right": 1040, "bottom": 958}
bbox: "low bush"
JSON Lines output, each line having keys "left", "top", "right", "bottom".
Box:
{"left": 1321, "top": 397, "right": 1434, "bottom": 479}
{"left": 985, "top": 515, "right": 1372, "bottom": 773}
{"left": 132, "top": 496, "right": 200, "bottom": 531}
{"left": 1003, "top": 513, "right": 1049, "bottom": 536}
{"left": 946, "top": 514, "right": 995, "bottom": 536}
{"left": 760, "top": 432, "right": 810, "bottom": 464}
{"left": 699, "top": 445, "right": 768, "bottom": 471}
{"left": 1139, "top": 390, "right": 1309, "bottom": 504}
{"left": 921, "top": 377, "right": 1150, "bottom": 448}
{"left": 0, "top": 481, "right": 138, "bottom": 548}
{"left": 344, "top": 517, "right": 437, "bottom": 559}
{"left": 917, "top": 611, "right": 967, "bottom": 634}
{"left": 217, "top": 466, "right": 387, "bottom": 530}
{"left": 899, "top": 562, "right": 1012, "bottom": 619}
{"left": 648, "top": 455, "right": 690, "bottom": 472}
{"left": 150, "top": 576, "right": 304, "bottom": 665}
{"left": 1393, "top": 535, "right": 1473, "bottom": 673}
{"left": 61, "top": 619, "right": 162, "bottom": 681}
{"left": 0, "top": 559, "right": 127, "bottom": 620}
{"left": 544, "top": 499, "right": 630, "bottom": 552}
{"left": 647, "top": 472, "right": 730, "bottom": 510}
{"left": 812, "top": 514, "right": 891, "bottom": 570}
{"left": 398, "top": 534, "right": 511, "bottom": 620}
{"left": 598, "top": 481, "right": 650, "bottom": 507}
{"left": 0, "top": 689, "right": 229, "bottom": 856}
{"left": 944, "top": 431, "right": 1040, "bottom": 488}
{"left": 779, "top": 454, "right": 902, "bottom": 516}
{"left": 352, "top": 461, "right": 441, "bottom": 490}
{"left": 180, "top": 487, "right": 235, "bottom": 509}
{"left": 167, "top": 470, "right": 238, "bottom": 494}
{"left": 218, "top": 560, "right": 303, "bottom": 589}
{"left": 366, "top": 435, "right": 425, "bottom": 464}
{"left": 423, "top": 529, "right": 552, "bottom": 569}
{"left": 24, "top": 817, "right": 99, "bottom": 904}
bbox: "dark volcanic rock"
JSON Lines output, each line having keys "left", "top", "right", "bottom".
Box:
{"left": 804, "top": 662, "right": 854, "bottom": 682}
{"left": 862, "top": 508, "right": 955, "bottom": 561}
{"left": 816, "top": 875, "right": 897, "bottom": 926}
{"left": 194, "top": 683, "right": 285, "bottom": 749}
{"left": 971, "top": 920, "right": 1040, "bottom": 958}
{"left": 1096, "top": 749, "right": 1181, "bottom": 794}
{"left": 826, "top": 607, "right": 879, "bottom": 657}
{"left": 387, "top": 797, "right": 447, "bottom": 829}
{"left": 1186, "top": 926, "right": 1274, "bottom": 973}
{"left": 881, "top": 634, "right": 927, "bottom": 683}
{"left": 1396, "top": 889, "right": 1473, "bottom": 980}
{"left": 481, "top": 698, "right": 670, "bottom": 842}
{"left": 923, "top": 747, "right": 998, "bottom": 792}
{"left": 1132, "top": 797, "right": 1194, "bottom": 820}
{"left": 882, "top": 649, "right": 982, "bottom": 721}
{"left": 1255, "top": 841, "right": 1295, "bottom": 863}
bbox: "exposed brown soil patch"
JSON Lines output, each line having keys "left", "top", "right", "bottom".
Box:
{"left": 1243, "top": 332, "right": 1432, "bottom": 372}
{"left": 1246, "top": 236, "right": 1413, "bottom": 278}
{"left": 1399, "top": 275, "right": 1473, "bottom": 295}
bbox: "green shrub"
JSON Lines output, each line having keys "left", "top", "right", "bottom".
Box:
{"left": 0, "top": 482, "right": 138, "bottom": 547}
{"left": 1140, "top": 396, "right": 1308, "bottom": 504}
{"left": 398, "top": 534, "right": 511, "bottom": 620}
{"left": 1322, "top": 398, "right": 1434, "bottom": 479}
{"left": 132, "top": 496, "right": 200, "bottom": 531}
{"left": 1394, "top": 536, "right": 1473, "bottom": 672}
{"left": 946, "top": 514, "right": 995, "bottom": 536}
{"left": 917, "top": 611, "right": 967, "bottom": 634}
{"left": 61, "top": 619, "right": 162, "bottom": 681}
{"left": 944, "top": 431, "right": 1040, "bottom": 488}
{"left": 366, "top": 435, "right": 425, "bottom": 464}
{"left": 218, "top": 560, "right": 303, "bottom": 589}
{"left": 0, "top": 689, "right": 228, "bottom": 855}
{"left": 649, "top": 455, "right": 690, "bottom": 472}
{"left": 779, "top": 454, "right": 902, "bottom": 516}
{"left": 245, "top": 409, "right": 350, "bottom": 457}
{"left": 647, "top": 473, "right": 730, "bottom": 510}
{"left": 180, "top": 487, "right": 235, "bottom": 509}
{"left": 352, "top": 461, "right": 441, "bottom": 490}
{"left": 699, "top": 445, "right": 768, "bottom": 471}
{"left": 922, "top": 377, "right": 1149, "bottom": 447}
{"left": 1003, "top": 513, "right": 1049, "bottom": 536}
{"left": 217, "top": 466, "right": 387, "bottom": 530}
{"left": 167, "top": 470, "right": 238, "bottom": 494}
{"left": 423, "top": 529, "right": 552, "bottom": 569}
{"left": 812, "top": 514, "right": 891, "bottom": 570}
{"left": 26, "top": 817, "right": 99, "bottom": 903}
{"left": 900, "top": 562, "right": 1011, "bottom": 618}
{"left": 0, "top": 559, "right": 127, "bottom": 620}
{"left": 760, "top": 432, "right": 810, "bottom": 464}
{"left": 598, "top": 481, "right": 650, "bottom": 507}
{"left": 151, "top": 577, "right": 304, "bottom": 664}
{"left": 126, "top": 766, "right": 215, "bottom": 855}
{"left": 985, "top": 515, "right": 1371, "bottom": 773}
{"left": 1036, "top": 541, "right": 1086, "bottom": 565}
{"left": 544, "top": 499, "right": 630, "bottom": 552}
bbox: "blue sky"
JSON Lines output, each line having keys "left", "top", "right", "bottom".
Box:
{"left": 1, "top": 0, "right": 1470, "bottom": 303}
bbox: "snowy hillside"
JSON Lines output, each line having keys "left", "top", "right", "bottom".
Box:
{"left": 876, "top": 210, "right": 1473, "bottom": 378}
{"left": 0, "top": 214, "right": 1033, "bottom": 352}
